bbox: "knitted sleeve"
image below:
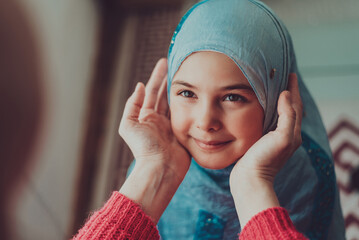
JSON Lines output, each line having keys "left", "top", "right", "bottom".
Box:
{"left": 73, "top": 193, "right": 307, "bottom": 240}
{"left": 239, "top": 207, "right": 308, "bottom": 240}
{"left": 73, "top": 192, "right": 160, "bottom": 240}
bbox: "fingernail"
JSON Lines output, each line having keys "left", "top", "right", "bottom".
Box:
{"left": 135, "top": 82, "right": 141, "bottom": 91}
{"left": 282, "top": 90, "right": 291, "bottom": 102}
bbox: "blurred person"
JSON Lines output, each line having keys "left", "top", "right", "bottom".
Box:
{"left": 0, "top": 0, "right": 43, "bottom": 239}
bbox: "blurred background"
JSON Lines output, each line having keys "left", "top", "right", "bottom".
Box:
{"left": 3, "top": 0, "right": 358, "bottom": 239}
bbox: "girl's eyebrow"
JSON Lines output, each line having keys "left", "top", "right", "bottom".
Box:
{"left": 172, "top": 80, "right": 254, "bottom": 93}
{"left": 220, "top": 84, "right": 254, "bottom": 93}
{"left": 171, "top": 80, "right": 198, "bottom": 90}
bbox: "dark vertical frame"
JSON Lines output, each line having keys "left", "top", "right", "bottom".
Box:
{"left": 69, "top": 1, "right": 184, "bottom": 237}
{"left": 70, "top": 0, "right": 124, "bottom": 235}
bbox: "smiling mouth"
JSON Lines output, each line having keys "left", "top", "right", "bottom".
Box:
{"left": 193, "top": 138, "right": 232, "bottom": 151}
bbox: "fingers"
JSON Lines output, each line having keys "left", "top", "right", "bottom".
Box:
{"left": 119, "top": 82, "right": 145, "bottom": 132}
{"left": 120, "top": 58, "right": 168, "bottom": 136}
{"left": 287, "top": 73, "right": 303, "bottom": 142}
{"left": 155, "top": 73, "right": 169, "bottom": 115}
{"left": 276, "top": 73, "right": 303, "bottom": 149}
{"left": 141, "top": 58, "right": 168, "bottom": 112}
{"left": 276, "top": 90, "right": 296, "bottom": 140}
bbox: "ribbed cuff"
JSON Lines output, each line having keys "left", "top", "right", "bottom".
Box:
{"left": 73, "top": 192, "right": 160, "bottom": 240}
{"left": 239, "top": 207, "right": 307, "bottom": 240}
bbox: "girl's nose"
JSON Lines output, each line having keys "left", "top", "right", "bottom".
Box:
{"left": 195, "top": 103, "right": 222, "bottom": 132}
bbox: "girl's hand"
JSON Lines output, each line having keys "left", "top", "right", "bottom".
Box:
{"left": 230, "top": 73, "right": 303, "bottom": 226}
{"left": 119, "top": 58, "right": 191, "bottom": 180}
{"left": 230, "top": 73, "right": 303, "bottom": 184}
{"left": 118, "top": 59, "right": 191, "bottom": 223}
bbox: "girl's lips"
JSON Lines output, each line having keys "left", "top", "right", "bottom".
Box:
{"left": 193, "top": 138, "right": 231, "bottom": 151}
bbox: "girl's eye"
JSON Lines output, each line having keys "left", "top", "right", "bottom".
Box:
{"left": 179, "top": 90, "right": 196, "bottom": 98}
{"left": 223, "top": 94, "right": 246, "bottom": 102}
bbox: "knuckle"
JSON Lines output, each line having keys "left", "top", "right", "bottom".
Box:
{"left": 125, "top": 97, "right": 133, "bottom": 108}
{"left": 296, "top": 135, "right": 303, "bottom": 148}
{"left": 288, "top": 107, "right": 296, "bottom": 120}
{"left": 148, "top": 87, "right": 159, "bottom": 96}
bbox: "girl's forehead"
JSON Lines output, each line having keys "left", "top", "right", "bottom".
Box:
{"left": 172, "top": 51, "right": 251, "bottom": 87}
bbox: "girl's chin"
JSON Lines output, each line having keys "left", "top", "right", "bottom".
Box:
{"left": 192, "top": 157, "right": 238, "bottom": 170}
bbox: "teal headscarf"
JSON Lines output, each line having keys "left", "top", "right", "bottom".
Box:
{"left": 157, "top": 0, "right": 346, "bottom": 239}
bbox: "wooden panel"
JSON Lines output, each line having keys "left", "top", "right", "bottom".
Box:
{"left": 119, "top": 0, "right": 184, "bottom": 9}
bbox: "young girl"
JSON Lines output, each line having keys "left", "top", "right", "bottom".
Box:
{"left": 74, "top": 0, "right": 345, "bottom": 239}
{"left": 155, "top": 0, "right": 345, "bottom": 239}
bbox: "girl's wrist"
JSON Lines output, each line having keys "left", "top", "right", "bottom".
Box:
{"left": 230, "top": 169, "right": 273, "bottom": 191}
{"left": 119, "top": 159, "right": 183, "bottom": 223}
{"left": 230, "top": 171, "right": 280, "bottom": 227}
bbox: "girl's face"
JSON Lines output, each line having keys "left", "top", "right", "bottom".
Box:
{"left": 170, "top": 51, "right": 264, "bottom": 169}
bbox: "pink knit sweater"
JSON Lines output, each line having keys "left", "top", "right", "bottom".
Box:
{"left": 73, "top": 192, "right": 307, "bottom": 239}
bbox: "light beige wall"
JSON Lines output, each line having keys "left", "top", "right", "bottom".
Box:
{"left": 14, "top": 0, "right": 99, "bottom": 239}
{"left": 265, "top": 0, "right": 359, "bottom": 128}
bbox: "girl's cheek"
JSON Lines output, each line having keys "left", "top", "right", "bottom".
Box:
{"left": 170, "top": 96, "right": 196, "bottom": 130}
{"left": 170, "top": 117, "right": 189, "bottom": 147}
{"left": 170, "top": 106, "right": 192, "bottom": 136}
{"left": 171, "top": 110, "right": 189, "bottom": 130}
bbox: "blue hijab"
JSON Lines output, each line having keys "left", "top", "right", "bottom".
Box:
{"left": 156, "top": 0, "right": 346, "bottom": 239}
